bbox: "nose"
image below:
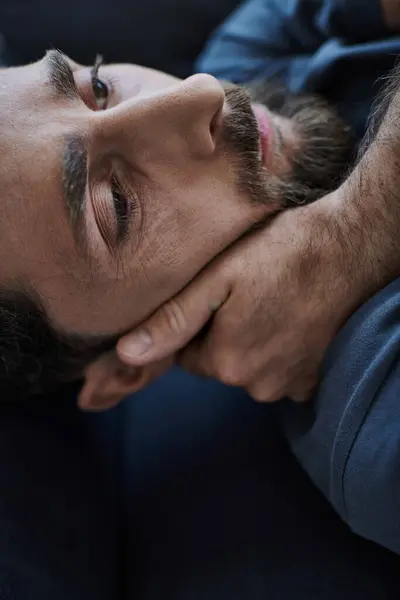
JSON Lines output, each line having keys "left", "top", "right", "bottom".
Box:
{"left": 174, "top": 73, "right": 226, "bottom": 156}
{"left": 103, "top": 73, "right": 226, "bottom": 160}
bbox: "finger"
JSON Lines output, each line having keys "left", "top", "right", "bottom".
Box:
{"left": 179, "top": 306, "right": 263, "bottom": 386}
{"left": 247, "top": 376, "right": 286, "bottom": 403}
{"left": 178, "top": 339, "right": 213, "bottom": 378}
{"left": 117, "top": 270, "right": 232, "bottom": 366}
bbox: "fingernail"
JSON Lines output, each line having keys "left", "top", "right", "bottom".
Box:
{"left": 120, "top": 330, "right": 153, "bottom": 359}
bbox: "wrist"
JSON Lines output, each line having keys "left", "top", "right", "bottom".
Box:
{"left": 281, "top": 183, "right": 392, "bottom": 336}
{"left": 311, "top": 168, "right": 400, "bottom": 314}
{"left": 340, "top": 152, "right": 400, "bottom": 285}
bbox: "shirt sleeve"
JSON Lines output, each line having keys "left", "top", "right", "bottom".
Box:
{"left": 316, "top": 0, "right": 388, "bottom": 42}
{"left": 281, "top": 278, "right": 400, "bottom": 555}
{"left": 196, "top": 0, "right": 325, "bottom": 83}
{"left": 195, "top": 0, "right": 388, "bottom": 84}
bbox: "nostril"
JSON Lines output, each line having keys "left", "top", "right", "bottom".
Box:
{"left": 210, "top": 107, "right": 223, "bottom": 141}
{"left": 210, "top": 118, "right": 216, "bottom": 137}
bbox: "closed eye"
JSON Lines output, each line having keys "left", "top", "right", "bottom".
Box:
{"left": 111, "top": 177, "right": 132, "bottom": 245}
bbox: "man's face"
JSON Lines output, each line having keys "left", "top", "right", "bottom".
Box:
{"left": 0, "top": 53, "right": 350, "bottom": 339}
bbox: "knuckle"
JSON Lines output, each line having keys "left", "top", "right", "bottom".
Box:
{"left": 248, "top": 382, "right": 279, "bottom": 403}
{"left": 248, "top": 386, "right": 268, "bottom": 403}
{"left": 213, "top": 352, "right": 244, "bottom": 387}
{"left": 289, "top": 379, "right": 316, "bottom": 403}
{"left": 160, "top": 299, "right": 187, "bottom": 335}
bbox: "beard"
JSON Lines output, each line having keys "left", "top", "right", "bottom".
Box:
{"left": 220, "top": 80, "right": 354, "bottom": 210}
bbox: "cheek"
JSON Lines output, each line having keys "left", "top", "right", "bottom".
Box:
{"left": 122, "top": 181, "right": 265, "bottom": 311}
{"left": 37, "top": 176, "right": 268, "bottom": 336}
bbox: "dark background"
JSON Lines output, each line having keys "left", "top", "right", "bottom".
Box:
{"left": 0, "top": 0, "right": 241, "bottom": 76}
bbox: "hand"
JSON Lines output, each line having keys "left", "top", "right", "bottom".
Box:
{"left": 104, "top": 73, "right": 400, "bottom": 404}
{"left": 116, "top": 188, "right": 372, "bottom": 402}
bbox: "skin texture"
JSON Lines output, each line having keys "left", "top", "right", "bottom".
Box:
{"left": 0, "top": 51, "right": 353, "bottom": 403}
{"left": 0, "top": 54, "right": 271, "bottom": 338}
{"left": 114, "top": 65, "right": 400, "bottom": 408}
{"left": 115, "top": 189, "right": 363, "bottom": 404}
{"left": 0, "top": 52, "right": 352, "bottom": 339}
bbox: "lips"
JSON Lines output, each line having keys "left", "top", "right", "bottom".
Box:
{"left": 252, "top": 104, "right": 273, "bottom": 165}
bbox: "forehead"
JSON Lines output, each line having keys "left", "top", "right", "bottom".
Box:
{"left": 0, "top": 59, "right": 87, "bottom": 282}
{"left": 0, "top": 61, "right": 46, "bottom": 123}
{"left": 0, "top": 57, "right": 73, "bottom": 139}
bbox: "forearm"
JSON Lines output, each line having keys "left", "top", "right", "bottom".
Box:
{"left": 276, "top": 160, "right": 400, "bottom": 354}
{"left": 322, "top": 69, "right": 400, "bottom": 313}
{"left": 332, "top": 161, "right": 400, "bottom": 304}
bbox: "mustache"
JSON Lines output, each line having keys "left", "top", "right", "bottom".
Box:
{"left": 220, "top": 82, "right": 271, "bottom": 207}
{"left": 216, "top": 79, "right": 353, "bottom": 210}
{"left": 221, "top": 82, "right": 260, "bottom": 157}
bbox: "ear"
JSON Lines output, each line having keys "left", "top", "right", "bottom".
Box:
{"left": 78, "top": 350, "right": 173, "bottom": 411}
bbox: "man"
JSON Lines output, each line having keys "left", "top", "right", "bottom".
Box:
{"left": 0, "top": 50, "right": 352, "bottom": 398}
{"left": 1, "top": 1, "right": 400, "bottom": 599}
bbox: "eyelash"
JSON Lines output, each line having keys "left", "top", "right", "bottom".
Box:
{"left": 110, "top": 176, "right": 132, "bottom": 245}
{"left": 91, "top": 54, "right": 103, "bottom": 78}
{"left": 90, "top": 54, "right": 109, "bottom": 110}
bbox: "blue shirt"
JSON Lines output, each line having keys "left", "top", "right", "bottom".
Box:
{"left": 198, "top": 0, "right": 400, "bottom": 554}
{"left": 197, "top": 0, "right": 400, "bottom": 139}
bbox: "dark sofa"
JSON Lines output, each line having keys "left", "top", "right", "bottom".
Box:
{"left": 1, "top": 0, "right": 240, "bottom": 76}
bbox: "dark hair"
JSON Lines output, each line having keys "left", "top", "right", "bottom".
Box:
{"left": 0, "top": 288, "right": 115, "bottom": 399}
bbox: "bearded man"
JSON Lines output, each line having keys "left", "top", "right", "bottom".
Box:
{"left": 0, "top": 51, "right": 351, "bottom": 399}
{"left": 1, "top": 0, "right": 400, "bottom": 598}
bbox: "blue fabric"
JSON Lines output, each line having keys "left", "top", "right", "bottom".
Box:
{"left": 0, "top": 372, "right": 399, "bottom": 598}
{"left": 0, "top": 0, "right": 242, "bottom": 79}
{"left": 0, "top": 388, "right": 118, "bottom": 599}
{"left": 197, "top": 0, "right": 400, "bottom": 139}
{"left": 198, "top": 0, "right": 400, "bottom": 555}
{"left": 282, "top": 278, "right": 400, "bottom": 555}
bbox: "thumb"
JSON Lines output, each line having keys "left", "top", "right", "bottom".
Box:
{"left": 117, "top": 268, "right": 231, "bottom": 366}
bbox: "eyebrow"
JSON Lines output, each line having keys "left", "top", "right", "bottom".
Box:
{"left": 46, "top": 52, "right": 99, "bottom": 266}
{"left": 45, "top": 52, "right": 92, "bottom": 262}
{"left": 61, "top": 133, "right": 91, "bottom": 261}
{"left": 45, "top": 49, "right": 79, "bottom": 99}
